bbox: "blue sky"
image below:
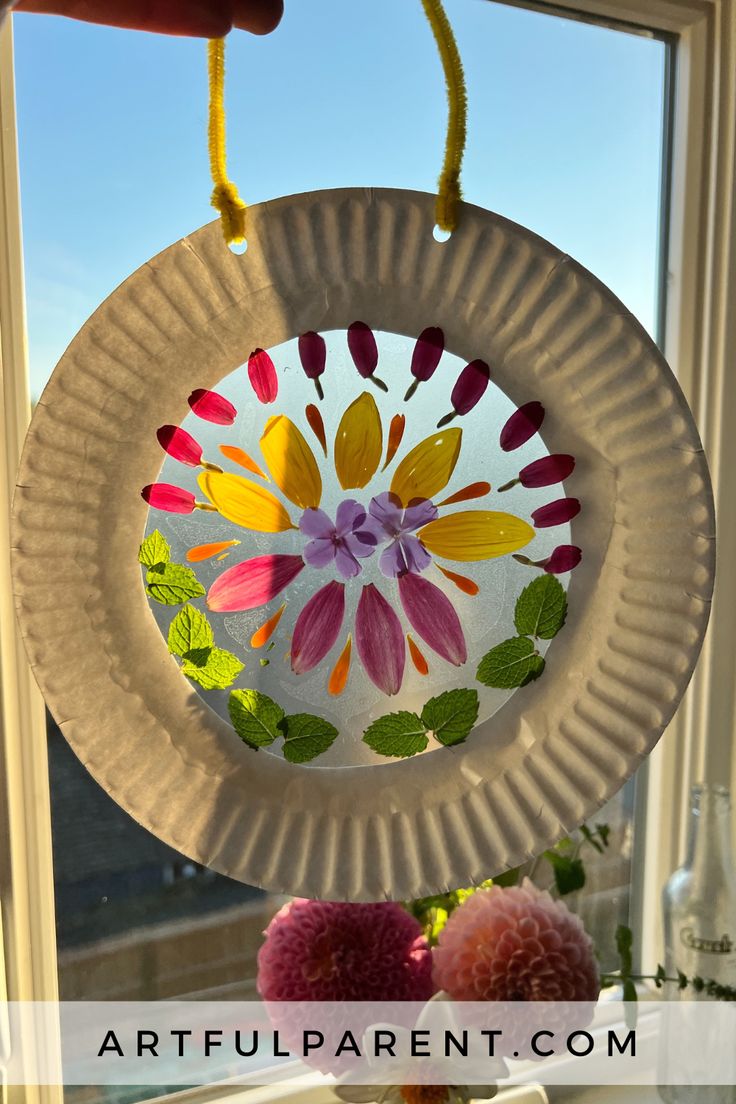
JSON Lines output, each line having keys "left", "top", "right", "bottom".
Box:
{"left": 13, "top": 0, "right": 666, "bottom": 399}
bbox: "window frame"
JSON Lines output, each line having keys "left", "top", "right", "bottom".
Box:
{"left": 1, "top": 0, "right": 734, "bottom": 1099}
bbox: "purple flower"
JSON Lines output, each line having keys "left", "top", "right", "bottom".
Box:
{"left": 368, "top": 491, "right": 438, "bottom": 577}
{"left": 299, "top": 500, "right": 378, "bottom": 579}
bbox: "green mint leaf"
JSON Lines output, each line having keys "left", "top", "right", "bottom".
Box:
{"left": 183, "top": 646, "right": 212, "bottom": 669}
{"left": 181, "top": 647, "right": 243, "bottom": 690}
{"left": 616, "top": 923, "right": 634, "bottom": 977}
{"left": 363, "top": 711, "right": 429, "bottom": 758}
{"left": 546, "top": 851, "right": 586, "bottom": 895}
{"left": 138, "top": 529, "right": 171, "bottom": 569}
{"left": 228, "top": 689, "right": 284, "bottom": 749}
{"left": 491, "top": 867, "right": 521, "bottom": 888}
{"left": 146, "top": 562, "right": 205, "bottom": 606}
{"left": 421, "top": 688, "right": 479, "bottom": 747}
{"left": 281, "top": 714, "right": 339, "bottom": 764}
{"left": 514, "top": 574, "right": 567, "bottom": 639}
{"left": 476, "top": 636, "right": 545, "bottom": 688}
{"left": 167, "top": 604, "right": 214, "bottom": 658}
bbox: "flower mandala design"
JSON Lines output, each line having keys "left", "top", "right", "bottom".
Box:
{"left": 142, "top": 324, "right": 581, "bottom": 704}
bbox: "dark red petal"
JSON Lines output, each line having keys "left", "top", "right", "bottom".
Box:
{"left": 141, "top": 483, "right": 196, "bottom": 514}
{"left": 156, "top": 425, "right": 203, "bottom": 466}
{"left": 291, "top": 581, "right": 346, "bottom": 675}
{"left": 298, "top": 331, "right": 326, "bottom": 379}
{"left": 451, "top": 360, "right": 490, "bottom": 415}
{"left": 531, "top": 497, "right": 581, "bottom": 528}
{"left": 188, "top": 388, "right": 237, "bottom": 425}
{"left": 410, "top": 326, "right": 444, "bottom": 382}
{"left": 347, "top": 321, "right": 378, "bottom": 379}
{"left": 544, "top": 545, "right": 583, "bottom": 574}
{"left": 355, "top": 584, "right": 406, "bottom": 695}
{"left": 248, "top": 348, "right": 279, "bottom": 404}
{"left": 519, "top": 454, "right": 576, "bottom": 488}
{"left": 398, "top": 572, "right": 467, "bottom": 666}
{"left": 500, "top": 401, "right": 546, "bottom": 452}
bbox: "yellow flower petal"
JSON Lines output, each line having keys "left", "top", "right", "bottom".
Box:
{"left": 419, "top": 510, "right": 535, "bottom": 561}
{"left": 390, "top": 428, "right": 462, "bottom": 505}
{"left": 198, "top": 471, "right": 294, "bottom": 532}
{"left": 260, "top": 414, "right": 322, "bottom": 509}
{"left": 334, "top": 392, "right": 383, "bottom": 490}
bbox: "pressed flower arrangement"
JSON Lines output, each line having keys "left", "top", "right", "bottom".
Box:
{"left": 140, "top": 326, "right": 580, "bottom": 765}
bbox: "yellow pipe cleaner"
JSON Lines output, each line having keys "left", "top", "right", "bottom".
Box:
{"left": 420, "top": 0, "right": 468, "bottom": 232}
{"left": 208, "top": 38, "right": 247, "bottom": 245}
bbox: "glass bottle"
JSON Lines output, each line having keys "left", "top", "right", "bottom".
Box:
{"left": 659, "top": 783, "right": 736, "bottom": 1103}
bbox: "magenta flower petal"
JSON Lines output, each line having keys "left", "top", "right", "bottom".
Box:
{"left": 207, "top": 554, "right": 304, "bottom": 612}
{"left": 291, "top": 580, "right": 346, "bottom": 675}
{"left": 520, "top": 454, "right": 576, "bottom": 488}
{"left": 398, "top": 572, "right": 467, "bottom": 666}
{"left": 544, "top": 545, "right": 582, "bottom": 574}
{"left": 451, "top": 359, "right": 490, "bottom": 415}
{"left": 298, "top": 331, "right": 326, "bottom": 379}
{"left": 410, "top": 327, "right": 444, "bottom": 382}
{"left": 188, "top": 388, "right": 237, "bottom": 425}
{"left": 500, "top": 401, "right": 546, "bottom": 451}
{"left": 355, "top": 584, "right": 406, "bottom": 695}
{"left": 156, "top": 425, "right": 203, "bottom": 467}
{"left": 141, "top": 483, "right": 196, "bottom": 514}
{"left": 531, "top": 497, "right": 581, "bottom": 528}
{"left": 347, "top": 321, "right": 378, "bottom": 379}
{"left": 248, "top": 348, "right": 278, "bottom": 404}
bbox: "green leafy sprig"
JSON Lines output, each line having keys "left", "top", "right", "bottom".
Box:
{"left": 228, "top": 689, "right": 338, "bottom": 764}
{"left": 139, "top": 530, "right": 205, "bottom": 606}
{"left": 362, "top": 688, "right": 479, "bottom": 759}
{"left": 476, "top": 575, "right": 567, "bottom": 689}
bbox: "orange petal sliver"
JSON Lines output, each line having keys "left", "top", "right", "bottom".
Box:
{"left": 437, "top": 481, "right": 491, "bottom": 507}
{"left": 407, "top": 634, "right": 429, "bottom": 675}
{"left": 305, "top": 403, "right": 327, "bottom": 456}
{"left": 186, "top": 539, "right": 241, "bottom": 562}
{"left": 219, "top": 444, "right": 268, "bottom": 480}
{"left": 328, "top": 635, "right": 352, "bottom": 696}
{"left": 250, "top": 603, "right": 286, "bottom": 648}
{"left": 383, "top": 414, "right": 406, "bottom": 470}
{"left": 437, "top": 564, "right": 480, "bottom": 596}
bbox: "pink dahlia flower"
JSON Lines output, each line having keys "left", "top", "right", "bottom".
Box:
{"left": 433, "top": 879, "right": 600, "bottom": 1002}
{"left": 257, "top": 899, "right": 435, "bottom": 1002}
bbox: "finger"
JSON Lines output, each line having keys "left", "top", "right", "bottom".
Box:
{"left": 13, "top": 0, "right": 282, "bottom": 36}
{"left": 232, "top": 0, "right": 283, "bottom": 34}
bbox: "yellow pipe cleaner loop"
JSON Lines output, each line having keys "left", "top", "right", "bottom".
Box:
{"left": 208, "top": 38, "right": 247, "bottom": 245}
{"left": 420, "top": 0, "right": 468, "bottom": 233}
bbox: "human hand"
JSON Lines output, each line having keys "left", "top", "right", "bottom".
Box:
{"left": 11, "top": 0, "right": 283, "bottom": 36}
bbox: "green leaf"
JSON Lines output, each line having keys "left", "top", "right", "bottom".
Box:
{"left": 281, "top": 713, "right": 339, "bottom": 764}
{"left": 514, "top": 574, "right": 567, "bottom": 639}
{"left": 138, "top": 529, "right": 171, "bottom": 570}
{"left": 596, "top": 823, "right": 611, "bottom": 848}
{"left": 421, "top": 688, "right": 479, "bottom": 746}
{"left": 654, "top": 964, "right": 666, "bottom": 989}
{"left": 546, "top": 851, "right": 586, "bottom": 895}
{"left": 616, "top": 923, "right": 634, "bottom": 977}
{"left": 183, "top": 646, "right": 212, "bottom": 668}
{"left": 492, "top": 867, "right": 521, "bottom": 888}
{"left": 167, "top": 604, "right": 214, "bottom": 658}
{"left": 363, "top": 711, "right": 429, "bottom": 758}
{"left": 580, "top": 824, "right": 604, "bottom": 854}
{"left": 146, "top": 562, "right": 205, "bottom": 605}
{"left": 181, "top": 647, "right": 243, "bottom": 690}
{"left": 228, "top": 689, "right": 284, "bottom": 749}
{"left": 476, "top": 636, "right": 545, "bottom": 689}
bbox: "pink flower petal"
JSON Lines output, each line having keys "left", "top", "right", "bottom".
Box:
{"left": 520, "top": 454, "right": 575, "bottom": 488}
{"left": 410, "top": 327, "right": 444, "bottom": 382}
{"left": 544, "top": 545, "right": 582, "bottom": 574}
{"left": 156, "top": 425, "right": 203, "bottom": 467}
{"left": 355, "top": 584, "right": 406, "bottom": 695}
{"left": 188, "top": 388, "right": 237, "bottom": 425}
{"left": 207, "top": 554, "right": 304, "bottom": 612}
{"left": 141, "top": 483, "right": 196, "bottom": 514}
{"left": 298, "top": 331, "right": 327, "bottom": 379}
{"left": 347, "top": 321, "right": 378, "bottom": 378}
{"left": 291, "top": 580, "right": 346, "bottom": 675}
{"left": 531, "top": 497, "right": 581, "bottom": 528}
{"left": 451, "top": 359, "right": 490, "bottom": 415}
{"left": 398, "top": 572, "right": 467, "bottom": 666}
{"left": 500, "top": 401, "right": 546, "bottom": 451}
{"left": 248, "top": 348, "right": 279, "bottom": 404}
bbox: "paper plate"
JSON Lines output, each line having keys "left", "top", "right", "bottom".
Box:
{"left": 12, "top": 188, "right": 714, "bottom": 900}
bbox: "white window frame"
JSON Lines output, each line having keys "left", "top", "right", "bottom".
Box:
{"left": 0, "top": 1, "right": 734, "bottom": 1100}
